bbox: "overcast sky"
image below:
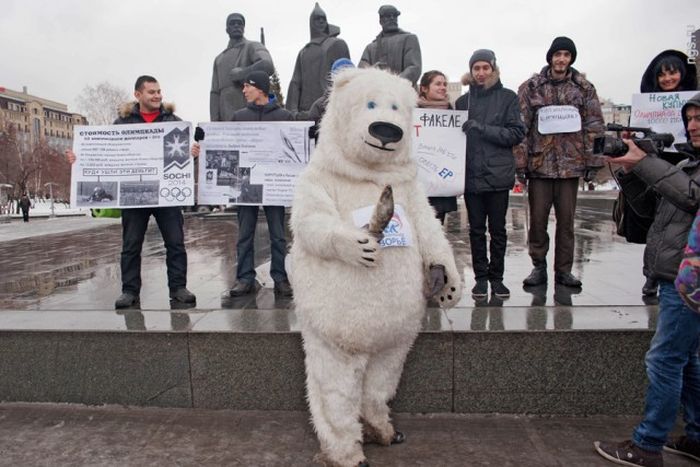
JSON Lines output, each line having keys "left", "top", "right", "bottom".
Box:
{"left": 1, "top": 0, "right": 697, "bottom": 124}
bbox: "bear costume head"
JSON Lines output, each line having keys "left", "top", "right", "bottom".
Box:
{"left": 315, "top": 67, "right": 418, "bottom": 185}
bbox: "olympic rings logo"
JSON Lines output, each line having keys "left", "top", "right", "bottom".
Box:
{"left": 160, "top": 186, "right": 192, "bottom": 202}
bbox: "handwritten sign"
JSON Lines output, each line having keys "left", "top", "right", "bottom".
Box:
{"left": 411, "top": 108, "right": 467, "bottom": 197}
{"left": 630, "top": 91, "right": 696, "bottom": 150}
{"left": 537, "top": 105, "right": 582, "bottom": 134}
{"left": 352, "top": 204, "right": 413, "bottom": 248}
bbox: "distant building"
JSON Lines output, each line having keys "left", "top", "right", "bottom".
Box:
{"left": 600, "top": 98, "right": 631, "bottom": 126}
{"left": 0, "top": 85, "right": 87, "bottom": 152}
{"left": 447, "top": 82, "right": 462, "bottom": 107}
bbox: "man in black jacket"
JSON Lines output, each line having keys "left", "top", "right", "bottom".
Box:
{"left": 227, "top": 71, "right": 294, "bottom": 298}
{"left": 455, "top": 49, "right": 525, "bottom": 300}
{"left": 594, "top": 92, "right": 700, "bottom": 467}
{"left": 68, "top": 75, "right": 197, "bottom": 309}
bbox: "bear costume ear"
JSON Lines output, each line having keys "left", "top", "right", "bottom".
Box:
{"left": 332, "top": 67, "right": 361, "bottom": 91}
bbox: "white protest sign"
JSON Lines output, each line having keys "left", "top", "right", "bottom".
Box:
{"left": 537, "top": 105, "right": 582, "bottom": 134}
{"left": 197, "top": 121, "right": 313, "bottom": 206}
{"left": 70, "top": 121, "right": 195, "bottom": 208}
{"left": 411, "top": 108, "right": 467, "bottom": 197}
{"left": 351, "top": 204, "right": 413, "bottom": 248}
{"left": 630, "top": 91, "right": 696, "bottom": 150}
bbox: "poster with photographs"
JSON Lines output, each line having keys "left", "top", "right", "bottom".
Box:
{"left": 197, "top": 121, "right": 314, "bottom": 206}
{"left": 70, "top": 121, "right": 195, "bottom": 208}
{"left": 630, "top": 91, "right": 697, "bottom": 151}
{"left": 412, "top": 108, "right": 468, "bottom": 196}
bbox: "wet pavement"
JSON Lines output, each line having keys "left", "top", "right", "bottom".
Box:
{"left": 0, "top": 195, "right": 653, "bottom": 315}
{"left": 0, "top": 403, "right": 695, "bottom": 467}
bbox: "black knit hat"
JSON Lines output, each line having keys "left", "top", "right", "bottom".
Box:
{"left": 245, "top": 71, "right": 270, "bottom": 95}
{"left": 546, "top": 36, "right": 577, "bottom": 65}
{"left": 469, "top": 49, "right": 497, "bottom": 70}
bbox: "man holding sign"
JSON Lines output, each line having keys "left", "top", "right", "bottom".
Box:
{"left": 515, "top": 37, "right": 605, "bottom": 289}
{"left": 67, "top": 75, "right": 197, "bottom": 309}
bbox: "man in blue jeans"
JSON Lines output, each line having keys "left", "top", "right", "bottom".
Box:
{"left": 594, "top": 93, "right": 700, "bottom": 466}
{"left": 227, "top": 71, "right": 293, "bottom": 298}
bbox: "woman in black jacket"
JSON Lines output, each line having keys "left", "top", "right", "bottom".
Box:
{"left": 455, "top": 49, "right": 525, "bottom": 299}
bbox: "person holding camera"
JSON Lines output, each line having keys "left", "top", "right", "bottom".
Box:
{"left": 514, "top": 36, "right": 606, "bottom": 289}
{"left": 594, "top": 92, "right": 700, "bottom": 467}
{"left": 638, "top": 50, "right": 698, "bottom": 297}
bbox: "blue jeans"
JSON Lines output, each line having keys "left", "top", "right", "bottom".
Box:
{"left": 633, "top": 281, "right": 700, "bottom": 452}
{"left": 121, "top": 207, "right": 187, "bottom": 294}
{"left": 236, "top": 205, "right": 288, "bottom": 284}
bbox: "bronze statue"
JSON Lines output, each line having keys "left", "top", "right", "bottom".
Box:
{"left": 286, "top": 3, "right": 350, "bottom": 120}
{"left": 358, "top": 5, "right": 422, "bottom": 86}
{"left": 210, "top": 13, "right": 275, "bottom": 121}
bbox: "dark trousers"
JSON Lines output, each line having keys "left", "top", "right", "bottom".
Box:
{"left": 527, "top": 178, "right": 579, "bottom": 274}
{"left": 21, "top": 209, "right": 29, "bottom": 222}
{"left": 121, "top": 207, "right": 187, "bottom": 295}
{"left": 465, "top": 190, "right": 510, "bottom": 282}
{"left": 236, "top": 205, "right": 288, "bottom": 284}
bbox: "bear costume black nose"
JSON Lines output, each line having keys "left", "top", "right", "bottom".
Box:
{"left": 368, "top": 121, "right": 403, "bottom": 145}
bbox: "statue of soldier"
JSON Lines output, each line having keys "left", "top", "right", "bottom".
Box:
{"left": 358, "top": 5, "right": 422, "bottom": 86}
{"left": 286, "top": 3, "right": 350, "bottom": 120}
{"left": 210, "top": 13, "right": 275, "bottom": 121}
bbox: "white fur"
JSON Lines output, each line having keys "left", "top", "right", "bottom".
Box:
{"left": 290, "top": 68, "right": 462, "bottom": 467}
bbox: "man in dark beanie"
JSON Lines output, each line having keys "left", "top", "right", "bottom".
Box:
{"left": 210, "top": 12, "right": 275, "bottom": 121}
{"left": 456, "top": 49, "right": 525, "bottom": 300}
{"left": 514, "top": 36, "right": 605, "bottom": 289}
{"left": 226, "top": 71, "right": 295, "bottom": 298}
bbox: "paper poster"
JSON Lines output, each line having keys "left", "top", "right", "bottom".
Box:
{"left": 70, "top": 121, "right": 195, "bottom": 208}
{"left": 411, "top": 108, "right": 467, "bottom": 197}
{"left": 351, "top": 204, "right": 413, "bottom": 248}
{"left": 630, "top": 91, "right": 696, "bottom": 150}
{"left": 537, "top": 105, "right": 582, "bottom": 134}
{"left": 197, "top": 121, "right": 314, "bottom": 206}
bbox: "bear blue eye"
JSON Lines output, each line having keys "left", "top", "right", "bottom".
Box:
{"left": 392, "top": 104, "right": 398, "bottom": 111}
{"left": 367, "top": 101, "right": 376, "bottom": 109}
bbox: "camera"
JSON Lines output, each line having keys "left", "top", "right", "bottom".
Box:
{"left": 593, "top": 123, "right": 674, "bottom": 158}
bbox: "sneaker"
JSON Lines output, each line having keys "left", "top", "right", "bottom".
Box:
{"left": 642, "top": 277, "right": 658, "bottom": 297}
{"left": 523, "top": 266, "right": 547, "bottom": 286}
{"left": 594, "top": 440, "right": 663, "bottom": 467}
{"left": 664, "top": 435, "right": 700, "bottom": 462}
{"left": 490, "top": 281, "right": 510, "bottom": 298}
{"left": 228, "top": 280, "right": 255, "bottom": 297}
{"left": 471, "top": 280, "right": 488, "bottom": 298}
{"left": 114, "top": 292, "right": 140, "bottom": 309}
{"left": 554, "top": 271, "right": 582, "bottom": 288}
{"left": 274, "top": 279, "right": 293, "bottom": 298}
{"left": 169, "top": 287, "right": 196, "bottom": 304}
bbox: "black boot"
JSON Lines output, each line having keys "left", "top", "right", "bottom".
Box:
{"left": 642, "top": 277, "right": 658, "bottom": 296}
{"left": 523, "top": 261, "right": 547, "bottom": 286}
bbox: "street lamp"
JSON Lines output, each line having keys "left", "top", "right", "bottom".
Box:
{"left": 0, "top": 183, "right": 12, "bottom": 223}
{"left": 44, "top": 182, "right": 58, "bottom": 219}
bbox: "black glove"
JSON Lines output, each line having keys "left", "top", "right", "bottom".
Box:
{"left": 461, "top": 119, "right": 483, "bottom": 134}
{"left": 425, "top": 264, "right": 446, "bottom": 298}
{"left": 583, "top": 168, "right": 597, "bottom": 183}
{"left": 308, "top": 124, "right": 318, "bottom": 140}
{"left": 194, "top": 126, "right": 205, "bottom": 142}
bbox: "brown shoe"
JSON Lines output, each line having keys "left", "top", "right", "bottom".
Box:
{"left": 664, "top": 435, "right": 700, "bottom": 462}
{"left": 594, "top": 440, "right": 663, "bottom": 467}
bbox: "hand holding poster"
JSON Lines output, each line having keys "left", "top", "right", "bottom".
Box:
{"left": 197, "top": 121, "right": 313, "bottom": 206}
{"left": 630, "top": 91, "right": 697, "bottom": 150}
{"left": 70, "top": 121, "right": 195, "bottom": 208}
{"left": 411, "top": 108, "right": 467, "bottom": 197}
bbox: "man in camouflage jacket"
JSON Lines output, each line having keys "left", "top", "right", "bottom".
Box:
{"left": 514, "top": 36, "right": 605, "bottom": 288}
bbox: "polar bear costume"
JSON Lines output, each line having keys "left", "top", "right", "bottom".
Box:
{"left": 290, "top": 67, "right": 462, "bottom": 467}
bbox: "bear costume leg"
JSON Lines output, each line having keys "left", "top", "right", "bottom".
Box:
{"left": 303, "top": 329, "right": 369, "bottom": 466}
{"left": 360, "top": 341, "right": 412, "bottom": 445}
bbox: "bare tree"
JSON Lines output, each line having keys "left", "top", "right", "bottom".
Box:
{"left": 76, "top": 81, "right": 130, "bottom": 125}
